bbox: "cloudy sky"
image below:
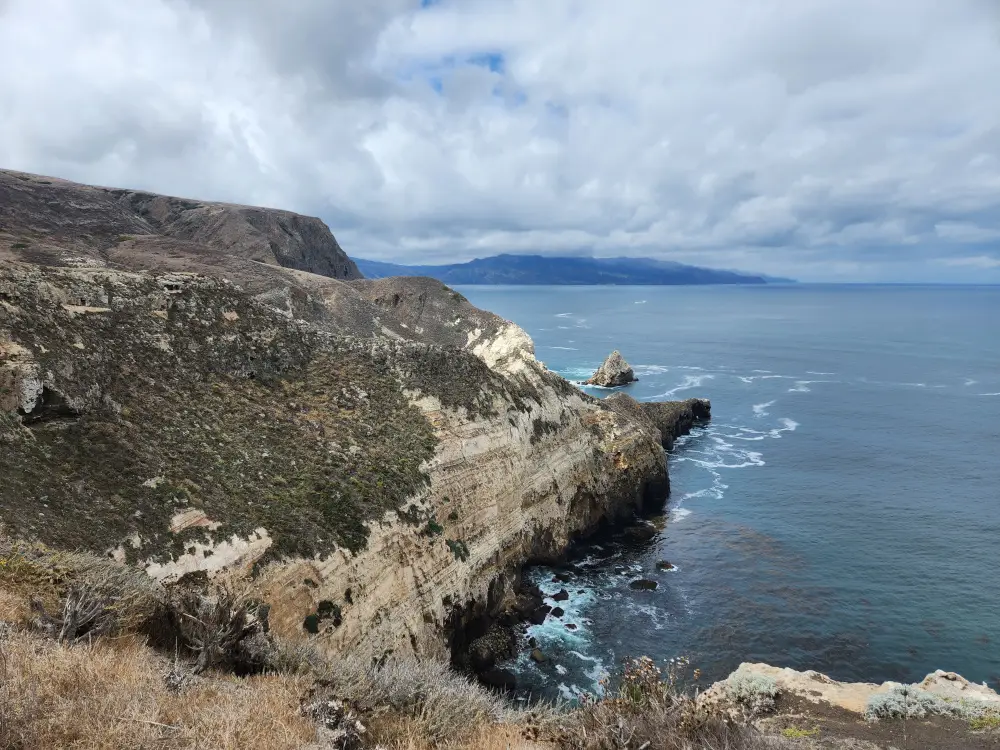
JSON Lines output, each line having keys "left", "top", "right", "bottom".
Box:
{"left": 2, "top": 0, "right": 999, "bottom": 282}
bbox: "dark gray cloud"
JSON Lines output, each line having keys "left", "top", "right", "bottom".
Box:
{"left": 1, "top": 0, "right": 999, "bottom": 281}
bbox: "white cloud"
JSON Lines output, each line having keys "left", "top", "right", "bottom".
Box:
{"left": 940, "top": 255, "right": 1000, "bottom": 269}
{"left": 1, "top": 0, "right": 999, "bottom": 281}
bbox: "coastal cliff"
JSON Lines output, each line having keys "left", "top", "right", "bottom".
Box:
{"left": 0, "top": 169, "right": 699, "bottom": 667}
{"left": 0, "top": 261, "right": 670, "bottom": 662}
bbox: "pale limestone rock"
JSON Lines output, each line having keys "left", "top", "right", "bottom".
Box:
{"left": 705, "top": 662, "right": 1000, "bottom": 715}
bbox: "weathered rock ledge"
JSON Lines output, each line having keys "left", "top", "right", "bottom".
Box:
{"left": 604, "top": 392, "right": 712, "bottom": 454}
{"left": 640, "top": 397, "right": 712, "bottom": 449}
{"left": 708, "top": 662, "right": 1000, "bottom": 716}
{"left": 705, "top": 662, "right": 1000, "bottom": 749}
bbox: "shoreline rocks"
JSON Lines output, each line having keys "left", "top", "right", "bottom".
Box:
{"left": 584, "top": 350, "right": 637, "bottom": 387}
{"left": 640, "top": 398, "right": 712, "bottom": 450}
{"left": 604, "top": 392, "right": 712, "bottom": 453}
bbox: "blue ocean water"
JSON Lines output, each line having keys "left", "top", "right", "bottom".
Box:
{"left": 454, "top": 284, "right": 1000, "bottom": 701}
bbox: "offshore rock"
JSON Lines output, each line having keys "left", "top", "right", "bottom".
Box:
{"left": 629, "top": 579, "right": 658, "bottom": 591}
{"left": 584, "top": 350, "right": 636, "bottom": 387}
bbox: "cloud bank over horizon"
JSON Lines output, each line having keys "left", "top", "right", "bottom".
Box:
{"left": 2, "top": 0, "right": 999, "bottom": 282}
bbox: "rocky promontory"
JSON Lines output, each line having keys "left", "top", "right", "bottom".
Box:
{"left": 640, "top": 397, "right": 712, "bottom": 449}
{"left": 0, "top": 169, "right": 691, "bottom": 671}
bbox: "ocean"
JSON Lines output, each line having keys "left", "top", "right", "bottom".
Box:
{"left": 454, "top": 284, "right": 1000, "bottom": 701}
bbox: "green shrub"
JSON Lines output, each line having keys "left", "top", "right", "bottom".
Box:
{"left": 971, "top": 714, "right": 1000, "bottom": 731}
{"left": 864, "top": 684, "right": 1000, "bottom": 722}
{"left": 724, "top": 667, "right": 780, "bottom": 714}
{"left": 446, "top": 539, "right": 469, "bottom": 562}
{"left": 563, "top": 656, "right": 774, "bottom": 750}
{"left": 782, "top": 725, "right": 819, "bottom": 738}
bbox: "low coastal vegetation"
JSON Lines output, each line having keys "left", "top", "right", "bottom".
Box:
{"left": 0, "top": 539, "right": 798, "bottom": 749}
{"left": 864, "top": 683, "right": 1000, "bottom": 723}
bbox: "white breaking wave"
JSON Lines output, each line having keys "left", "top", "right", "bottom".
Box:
{"left": 964, "top": 378, "right": 978, "bottom": 386}
{"left": 633, "top": 364, "right": 671, "bottom": 375}
{"left": 669, "top": 507, "right": 692, "bottom": 522}
{"left": 739, "top": 374, "right": 798, "bottom": 383}
{"left": 788, "top": 379, "right": 836, "bottom": 393}
{"left": 979, "top": 392, "right": 1000, "bottom": 396}
{"left": 806, "top": 371, "right": 835, "bottom": 376}
{"left": 652, "top": 374, "right": 715, "bottom": 398}
{"left": 778, "top": 418, "right": 799, "bottom": 433}
{"left": 549, "top": 346, "right": 578, "bottom": 350}
{"left": 753, "top": 400, "right": 775, "bottom": 417}
{"left": 555, "top": 312, "right": 573, "bottom": 318}
{"left": 634, "top": 300, "right": 647, "bottom": 304}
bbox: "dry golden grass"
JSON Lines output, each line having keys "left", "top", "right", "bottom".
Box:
{"left": 0, "top": 586, "right": 29, "bottom": 627}
{"left": 370, "top": 714, "right": 555, "bottom": 749}
{"left": 0, "top": 630, "right": 317, "bottom": 750}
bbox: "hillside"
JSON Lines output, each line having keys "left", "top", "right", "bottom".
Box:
{"left": 355, "top": 253, "right": 783, "bottom": 285}
{"left": 0, "top": 168, "right": 683, "bottom": 671}
{"left": 0, "top": 169, "right": 361, "bottom": 280}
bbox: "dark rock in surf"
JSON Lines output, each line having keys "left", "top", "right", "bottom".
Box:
{"left": 480, "top": 668, "right": 518, "bottom": 692}
{"left": 552, "top": 589, "right": 570, "bottom": 602}
{"left": 529, "top": 605, "right": 551, "bottom": 625}
{"left": 629, "top": 579, "right": 658, "bottom": 591}
{"left": 619, "top": 521, "right": 658, "bottom": 543}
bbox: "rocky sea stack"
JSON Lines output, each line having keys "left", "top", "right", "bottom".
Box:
{"left": 584, "top": 350, "right": 637, "bottom": 387}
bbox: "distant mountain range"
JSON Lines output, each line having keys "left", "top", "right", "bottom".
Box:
{"left": 354, "top": 254, "right": 794, "bottom": 285}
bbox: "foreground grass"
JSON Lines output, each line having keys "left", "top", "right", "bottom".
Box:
{"left": 0, "top": 539, "right": 789, "bottom": 749}
{"left": 0, "top": 631, "right": 316, "bottom": 750}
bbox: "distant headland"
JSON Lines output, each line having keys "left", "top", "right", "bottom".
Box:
{"left": 354, "top": 253, "right": 796, "bottom": 285}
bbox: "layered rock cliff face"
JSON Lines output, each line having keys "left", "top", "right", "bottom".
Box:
{"left": 0, "top": 171, "right": 681, "bottom": 665}
{"left": 0, "top": 262, "right": 666, "bottom": 661}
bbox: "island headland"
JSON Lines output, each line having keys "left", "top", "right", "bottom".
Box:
{"left": 1, "top": 168, "right": 994, "bottom": 749}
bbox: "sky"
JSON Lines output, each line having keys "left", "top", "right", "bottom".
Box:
{"left": 2, "top": 0, "right": 999, "bottom": 282}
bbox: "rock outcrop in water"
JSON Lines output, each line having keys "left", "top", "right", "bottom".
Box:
{"left": 584, "top": 350, "right": 637, "bottom": 387}
{"left": 0, "top": 169, "right": 674, "bottom": 667}
{"left": 639, "top": 397, "right": 711, "bottom": 449}
{"left": 604, "top": 393, "right": 712, "bottom": 453}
